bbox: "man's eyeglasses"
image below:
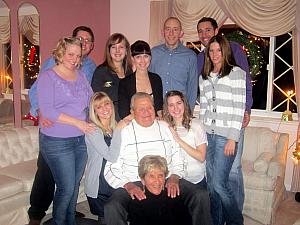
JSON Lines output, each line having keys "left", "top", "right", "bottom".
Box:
{"left": 77, "top": 37, "right": 93, "bottom": 44}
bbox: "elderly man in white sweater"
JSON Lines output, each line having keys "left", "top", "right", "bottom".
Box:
{"left": 104, "top": 92, "right": 213, "bottom": 225}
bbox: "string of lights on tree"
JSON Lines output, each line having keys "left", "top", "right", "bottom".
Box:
{"left": 224, "top": 31, "right": 266, "bottom": 80}
{"left": 22, "top": 40, "right": 40, "bottom": 125}
{"left": 187, "top": 30, "right": 267, "bottom": 80}
{"left": 23, "top": 42, "right": 40, "bottom": 84}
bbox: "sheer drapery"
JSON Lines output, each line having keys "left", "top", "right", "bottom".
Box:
{"left": 18, "top": 15, "right": 39, "bottom": 46}
{"left": 0, "top": 16, "right": 10, "bottom": 45}
{"left": 215, "top": 0, "right": 296, "bottom": 37}
{"left": 149, "top": 0, "right": 169, "bottom": 47}
{"left": 172, "top": 0, "right": 226, "bottom": 43}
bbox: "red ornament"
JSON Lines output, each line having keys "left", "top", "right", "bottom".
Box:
{"left": 22, "top": 112, "right": 39, "bottom": 126}
{"left": 29, "top": 46, "right": 36, "bottom": 64}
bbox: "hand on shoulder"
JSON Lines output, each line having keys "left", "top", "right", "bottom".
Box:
{"left": 116, "top": 114, "right": 133, "bottom": 129}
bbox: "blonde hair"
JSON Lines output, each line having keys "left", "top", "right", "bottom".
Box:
{"left": 52, "top": 37, "right": 82, "bottom": 66}
{"left": 138, "top": 155, "right": 169, "bottom": 179}
{"left": 89, "top": 92, "right": 116, "bottom": 133}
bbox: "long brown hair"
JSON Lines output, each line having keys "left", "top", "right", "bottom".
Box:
{"left": 162, "top": 90, "right": 192, "bottom": 130}
{"left": 201, "top": 35, "right": 237, "bottom": 80}
{"left": 103, "top": 33, "right": 132, "bottom": 75}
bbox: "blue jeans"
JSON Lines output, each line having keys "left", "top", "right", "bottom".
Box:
{"left": 206, "top": 134, "right": 243, "bottom": 225}
{"left": 229, "top": 128, "right": 245, "bottom": 212}
{"left": 40, "top": 133, "right": 87, "bottom": 225}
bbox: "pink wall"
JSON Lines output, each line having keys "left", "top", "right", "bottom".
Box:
{"left": 3, "top": 0, "right": 110, "bottom": 127}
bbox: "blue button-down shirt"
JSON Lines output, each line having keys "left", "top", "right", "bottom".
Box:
{"left": 149, "top": 42, "right": 198, "bottom": 110}
{"left": 28, "top": 56, "right": 96, "bottom": 116}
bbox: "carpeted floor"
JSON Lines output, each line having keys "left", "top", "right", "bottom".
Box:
{"left": 42, "top": 191, "right": 300, "bottom": 225}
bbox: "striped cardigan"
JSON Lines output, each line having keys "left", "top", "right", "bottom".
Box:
{"left": 199, "top": 66, "right": 246, "bottom": 142}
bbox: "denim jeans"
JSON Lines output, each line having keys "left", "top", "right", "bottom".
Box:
{"left": 40, "top": 133, "right": 87, "bottom": 225}
{"left": 206, "top": 134, "right": 243, "bottom": 225}
{"left": 229, "top": 128, "right": 245, "bottom": 212}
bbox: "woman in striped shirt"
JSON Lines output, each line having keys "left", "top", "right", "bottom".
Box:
{"left": 199, "top": 35, "right": 246, "bottom": 225}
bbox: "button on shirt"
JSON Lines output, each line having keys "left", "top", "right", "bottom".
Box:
{"left": 149, "top": 43, "right": 198, "bottom": 110}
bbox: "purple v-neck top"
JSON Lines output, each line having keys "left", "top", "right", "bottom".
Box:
{"left": 37, "top": 69, "right": 93, "bottom": 137}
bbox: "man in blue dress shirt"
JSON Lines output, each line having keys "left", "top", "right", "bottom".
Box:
{"left": 27, "top": 26, "right": 96, "bottom": 225}
{"left": 197, "top": 17, "right": 253, "bottom": 213}
{"left": 149, "top": 17, "right": 198, "bottom": 111}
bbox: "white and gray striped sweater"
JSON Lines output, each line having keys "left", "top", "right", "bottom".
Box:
{"left": 199, "top": 66, "right": 246, "bottom": 142}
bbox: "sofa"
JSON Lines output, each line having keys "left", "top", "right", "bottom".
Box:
{"left": 0, "top": 125, "right": 289, "bottom": 225}
{"left": 242, "top": 126, "right": 289, "bottom": 225}
{"left": 0, "top": 126, "right": 86, "bottom": 225}
{"left": 0, "top": 97, "right": 31, "bottom": 124}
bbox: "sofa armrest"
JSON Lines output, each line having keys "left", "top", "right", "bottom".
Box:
{"left": 267, "top": 153, "right": 286, "bottom": 178}
{"left": 253, "top": 152, "right": 273, "bottom": 174}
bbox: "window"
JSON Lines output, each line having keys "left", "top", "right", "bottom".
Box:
{"left": 187, "top": 25, "right": 296, "bottom": 115}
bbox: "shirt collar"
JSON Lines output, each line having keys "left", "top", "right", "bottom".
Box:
{"left": 162, "top": 41, "right": 183, "bottom": 52}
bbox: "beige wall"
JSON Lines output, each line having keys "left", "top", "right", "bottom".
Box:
{"left": 110, "top": 0, "right": 150, "bottom": 44}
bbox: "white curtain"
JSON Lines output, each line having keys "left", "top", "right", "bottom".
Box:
{"left": 149, "top": 0, "right": 170, "bottom": 47}
{"left": 18, "top": 15, "right": 40, "bottom": 46}
{"left": 172, "top": 0, "right": 226, "bottom": 43}
{"left": 0, "top": 16, "right": 10, "bottom": 45}
{"left": 215, "top": 0, "right": 296, "bottom": 37}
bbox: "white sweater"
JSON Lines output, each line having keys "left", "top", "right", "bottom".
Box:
{"left": 104, "top": 119, "right": 184, "bottom": 189}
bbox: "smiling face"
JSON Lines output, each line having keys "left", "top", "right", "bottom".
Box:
{"left": 110, "top": 40, "right": 127, "bottom": 64}
{"left": 62, "top": 44, "right": 82, "bottom": 70}
{"left": 131, "top": 96, "right": 155, "bottom": 127}
{"left": 167, "top": 95, "right": 184, "bottom": 124}
{"left": 197, "top": 21, "right": 218, "bottom": 47}
{"left": 141, "top": 167, "right": 166, "bottom": 195}
{"left": 163, "top": 18, "right": 183, "bottom": 49}
{"left": 94, "top": 99, "right": 113, "bottom": 122}
{"left": 132, "top": 54, "right": 151, "bottom": 72}
{"left": 75, "top": 30, "right": 94, "bottom": 57}
{"left": 209, "top": 42, "right": 222, "bottom": 69}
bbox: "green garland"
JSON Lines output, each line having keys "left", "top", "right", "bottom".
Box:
{"left": 225, "top": 31, "right": 265, "bottom": 79}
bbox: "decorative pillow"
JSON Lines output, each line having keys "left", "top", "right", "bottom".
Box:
{"left": 253, "top": 152, "right": 274, "bottom": 174}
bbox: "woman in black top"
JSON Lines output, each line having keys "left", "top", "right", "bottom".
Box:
{"left": 128, "top": 155, "right": 190, "bottom": 225}
{"left": 91, "top": 33, "right": 132, "bottom": 121}
{"left": 118, "top": 40, "right": 163, "bottom": 119}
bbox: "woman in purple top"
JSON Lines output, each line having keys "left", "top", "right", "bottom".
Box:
{"left": 37, "top": 37, "right": 94, "bottom": 225}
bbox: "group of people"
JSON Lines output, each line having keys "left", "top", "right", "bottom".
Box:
{"left": 27, "top": 15, "right": 252, "bottom": 225}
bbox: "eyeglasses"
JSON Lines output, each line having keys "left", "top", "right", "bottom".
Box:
{"left": 77, "top": 37, "right": 93, "bottom": 44}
